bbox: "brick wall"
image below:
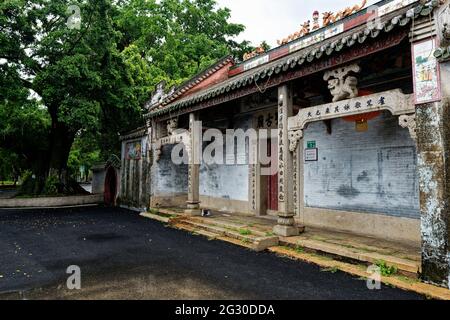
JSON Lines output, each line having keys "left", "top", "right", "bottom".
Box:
{"left": 303, "top": 111, "right": 420, "bottom": 219}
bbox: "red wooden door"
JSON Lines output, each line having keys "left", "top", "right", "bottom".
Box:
{"left": 104, "top": 166, "right": 118, "bottom": 206}
{"left": 267, "top": 139, "right": 278, "bottom": 211}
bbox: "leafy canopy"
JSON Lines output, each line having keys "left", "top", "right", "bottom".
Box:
{"left": 0, "top": 0, "right": 252, "bottom": 184}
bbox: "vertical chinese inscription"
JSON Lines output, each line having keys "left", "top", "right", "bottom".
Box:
{"left": 278, "top": 98, "right": 285, "bottom": 203}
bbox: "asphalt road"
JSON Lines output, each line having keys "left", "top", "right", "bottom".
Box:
{"left": 0, "top": 206, "right": 423, "bottom": 300}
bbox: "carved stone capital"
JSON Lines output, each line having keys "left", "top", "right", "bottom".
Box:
{"left": 399, "top": 113, "right": 417, "bottom": 142}
{"left": 288, "top": 130, "right": 303, "bottom": 152}
{"left": 167, "top": 118, "right": 178, "bottom": 136}
{"left": 323, "top": 63, "right": 361, "bottom": 102}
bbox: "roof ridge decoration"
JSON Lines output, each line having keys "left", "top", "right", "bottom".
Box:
{"left": 146, "top": 0, "right": 441, "bottom": 119}
{"left": 243, "top": 44, "right": 267, "bottom": 61}
{"left": 277, "top": 0, "right": 368, "bottom": 47}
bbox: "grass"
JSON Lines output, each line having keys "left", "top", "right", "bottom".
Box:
{"left": 265, "top": 231, "right": 275, "bottom": 237}
{"left": 238, "top": 228, "right": 252, "bottom": 236}
{"left": 148, "top": 209, "right": 176, "bottom": 219}
{"left": 321, "top": 266, "right": 339, "bottom": 274}
{"left": 376, "top": 260, "right": 398, "bottom": 276}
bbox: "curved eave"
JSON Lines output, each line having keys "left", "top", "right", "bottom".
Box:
{"left": 145, "top": 1, "right": 439, "bottom": 120}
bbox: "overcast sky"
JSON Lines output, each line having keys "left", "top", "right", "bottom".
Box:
{"left": 216, "top": 0, "right": 380, "bottom": 47}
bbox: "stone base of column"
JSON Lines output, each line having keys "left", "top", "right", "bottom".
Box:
{"left": 185, "top": 202, "right": 201, "bottom": 216}
{"left": 273, "top": 224, "right": 301, "bottom": 237}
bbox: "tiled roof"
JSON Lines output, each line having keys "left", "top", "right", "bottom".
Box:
{"left": 148, "top": 55, "right": 234, "bottom": 110}
{"left": 145, "top": 0, "right": 439, "bottom": 119}
{"left": 120, "top": 126, "right": 148, "bottom": 141}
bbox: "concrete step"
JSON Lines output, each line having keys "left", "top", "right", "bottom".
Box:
{"left": 280, "top": 237, "right": 420, "bottom": 275}
{"left": 188, "top": 216, "right": 269, "bottom": 237}
{"left": 140, "top": 212, "right": 171, "bottom": 223}
{"left": 174, "top": 218, "right": 278, "bottom": 252}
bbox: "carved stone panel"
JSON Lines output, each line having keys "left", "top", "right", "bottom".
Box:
{"left": 167, "top": 118, "right": 178, "bottom": 136}
{"left": 288, "top": 89, "right": 415, "bottom": 131}
{"left": 399, "top": 113, "right": 417, "bottom": 142}
{"left": 323, "top": 63, "right": 361, "bottom": 102}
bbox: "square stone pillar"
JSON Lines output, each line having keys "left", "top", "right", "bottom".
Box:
{"left": 185, "top": 112, "right": 201, "bottom": 215}
{"left": 417, "top": 61, "right": 450, "bottom": 288}
{"left": 273, "top": 84, "right": 300, "bottom": 237}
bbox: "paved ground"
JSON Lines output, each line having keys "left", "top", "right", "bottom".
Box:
{"left": 0, "top": 206, "right": 424, "bottom": 300}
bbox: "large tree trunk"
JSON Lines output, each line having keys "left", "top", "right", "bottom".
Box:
{"left": 47, "top": 122, "right": 75, "bottom": 191}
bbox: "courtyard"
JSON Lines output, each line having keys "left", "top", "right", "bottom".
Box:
{"left": 0, "top": 206, "right": 423, "bottom": 300}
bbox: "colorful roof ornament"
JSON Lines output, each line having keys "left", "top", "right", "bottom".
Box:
{"left": 277, "top": 0, "right": 368, "bottom": 46}
{"left": 243, "top": 44, "right": 267, "bottom": 61}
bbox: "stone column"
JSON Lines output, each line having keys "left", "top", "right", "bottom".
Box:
{"left": 417, "top": 61, "right": 450, "bottom": 288}
{"left": 185, "top": 112, "right": 201, "bottom": 215}
{"left": 273, "top": 85, "right": 300, "bottom": 236}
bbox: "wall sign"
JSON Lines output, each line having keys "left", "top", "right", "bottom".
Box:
{"left": 288, "top": 89, "right": 415, "bottom": 131}
{"left": 307, "top": 141, "right": 316, "bottom": 149}
{"left": 412, "top": 38, "right": 442, "bottom": 105}
{"left": 305, "top": 148, "right": 318, "bottom": 162}
{"left": 254, "top": 109, "right": 279, "bottom": 129}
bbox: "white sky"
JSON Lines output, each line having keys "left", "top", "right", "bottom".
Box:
{"left": 217, "top": 0, "right": 381, "bottom": 47}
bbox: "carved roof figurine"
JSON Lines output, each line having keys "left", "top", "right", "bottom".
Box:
{"left": 166, "top": 118, "right": 178, "bottom": 136}
{"left": 312, "top": 11, "right": 320, "bottom": 30}
{"left": 323, "top": 0, "right": 367, "bottom": 27}
{"left": 277, "top": 20, "right": 311, "bottom": 46}
{"left": 324, "top": 64, "right": 361, "bottom": 102}
{"left": 147, "top": 81, "right": 167, "bottom": 109}
{"left": 243, "top": 43, "right": 267, "bottom": 61}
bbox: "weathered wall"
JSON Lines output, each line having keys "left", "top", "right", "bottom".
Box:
{"left": 152, "top": 144, "right": 188, "bottom": 196}
{"left": 303, "top": 111, "right": 420, "bottom": 219}
{"left": 199, "top": 163, "right": 249, "bottom": 202}
{"left": 417, "top": 61, "right": 450, "bottom": 288}
{"left": 199, "top": 116, "right": 250, "bottom": 210}
{"left": 120, "top": 136, "right": 151, "bottom": 209}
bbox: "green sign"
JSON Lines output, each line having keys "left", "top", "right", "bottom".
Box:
{"left": 307, "top": 141, "right": 316, "bottom": 149}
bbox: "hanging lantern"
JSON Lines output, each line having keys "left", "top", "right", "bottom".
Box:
{"left": 341, "top": 89, "right": 379, "bottom": 132}
{"left": 355, "top": 118, "right": 369, "bottom": 132}
{"left": 343, "top": 111, "right": 381, "bottom": 132}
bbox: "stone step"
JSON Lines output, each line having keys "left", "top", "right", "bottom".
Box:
{"left": 187, "top": 216, "right": 269, "bottom": 237}
{"left": 140, "top": 212, "right": 171, "bottom": 223}
{"left": 280, "top": 237, "right": 420, "bottom": 275}
{"left": 175, "top": 219, "right": 278, "bottom": 252}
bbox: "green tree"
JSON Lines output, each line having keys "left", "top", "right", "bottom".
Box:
{"left": 1, "top": 0, "right": 251, "bottom": 193}
{"left": 1, "top": 0, "right": 150, "bottom": 191}
{"left": 115, "top": 0, "right": 253, "bottom": 88}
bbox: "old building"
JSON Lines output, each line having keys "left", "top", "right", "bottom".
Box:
{"left": 121, "top": 0, "right": 450, "bottom": 288}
